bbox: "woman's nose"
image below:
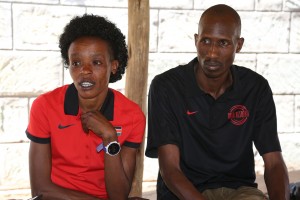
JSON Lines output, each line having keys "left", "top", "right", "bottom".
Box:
{"left": 80, "top": 63, "right": 92, "bottom": 74}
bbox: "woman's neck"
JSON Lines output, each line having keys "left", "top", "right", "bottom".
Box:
{"left": 79, "top": 89, "right": 108, "bottom": 113}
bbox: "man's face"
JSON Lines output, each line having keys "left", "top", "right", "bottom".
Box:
{"left": 194, "top": 16, "right": 244, "bottom": 78}
{"left": 68, "top": 36, "right": 118, "bottom": 100}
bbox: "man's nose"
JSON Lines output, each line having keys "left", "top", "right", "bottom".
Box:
{"left": 207, "top": 43, "right": 219, "bottom": 58}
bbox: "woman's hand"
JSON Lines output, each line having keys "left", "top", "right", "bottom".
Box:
{"left": 80, "top": 111, "right": 117, "bottom": 142}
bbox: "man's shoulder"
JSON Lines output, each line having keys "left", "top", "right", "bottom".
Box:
{"left": 153, "top": 58, "right": 195, "bottom": 84}
{"left": 233, "top": 65, "right": 267, "bottom": 83}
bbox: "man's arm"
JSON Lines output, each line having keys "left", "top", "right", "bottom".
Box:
{"left": 262, "top": 151, "right": 290, "bottom": 200}
{"left": 158, "top": 144, "right": 206, "bottom": 200}
{"left": 29, "top": 142, "right": 102, "bottom": 200}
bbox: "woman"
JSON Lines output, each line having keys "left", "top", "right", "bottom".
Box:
{"left": 26, "top": 14, "right": 146, "bottom": 200}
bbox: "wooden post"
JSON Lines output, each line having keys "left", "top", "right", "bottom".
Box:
{"left": 126, "top": 0, "right": 149, "bottom": 197}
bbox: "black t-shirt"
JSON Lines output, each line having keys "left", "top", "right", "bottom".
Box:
{"left": 145, "top": 58, "right": 281, "bottom": 198}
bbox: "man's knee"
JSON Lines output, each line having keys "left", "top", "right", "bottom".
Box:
{"left": 230, "top": 186, "right": 267, "bottom": 200}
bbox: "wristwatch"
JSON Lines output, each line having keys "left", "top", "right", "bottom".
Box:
{"left": 104, "top": 141, "right": 121, "bottom": 156}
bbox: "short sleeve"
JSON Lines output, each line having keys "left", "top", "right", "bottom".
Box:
{"left": 253, "top": 80, "right": 281, "bottom": 155}
{"left": 26, "top": 95, "right": 51, "bottom": 143}
{"left": 123, "top": 107, "right": 146, "bottom": 147}
{"left": 145, "top": 76, "right": 181, "bottom": 158}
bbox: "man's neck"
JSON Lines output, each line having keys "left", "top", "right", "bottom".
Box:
{"left": 195, "top": 64, "right": 233, "bottom": 99}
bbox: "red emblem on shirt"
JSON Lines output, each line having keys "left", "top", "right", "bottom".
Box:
{"left": 228, "top": 105, "right": 249, "bottom": 126}
{"left": 186, "top": 110, "right": 198, "bottom": 115}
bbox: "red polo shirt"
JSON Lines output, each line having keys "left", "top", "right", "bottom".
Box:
{"left": 26, "top": 84, "right": 145, "bottom": 199}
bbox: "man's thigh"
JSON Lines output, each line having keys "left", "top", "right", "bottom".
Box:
{"left": 202, "top": 187, "right": 267, "bottom": 200}
{"left": 229, "top": 186, "right": 267, "bottom": 200}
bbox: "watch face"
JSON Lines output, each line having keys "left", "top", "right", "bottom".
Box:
{"left": 108, "top": 142, "right": 120, "bottom": 155}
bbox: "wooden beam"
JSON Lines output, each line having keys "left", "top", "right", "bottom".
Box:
{"left": 126, "top": 0, "right": 149, "bottom": 198}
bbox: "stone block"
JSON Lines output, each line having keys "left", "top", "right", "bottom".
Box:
{"left": 157, "top": 10, "right": 199, "bottom": 52}
{"left": 296, "top": 95, "right": 300, "bottom": 132}
{"left": 0, "top": 143, "right": 30, "bottom": 190}
{"left": 274, "top": 95, "right": 295, "bottom": 133}
{"left": 0, "top": 51, "right": 63, "bottom": 96}
{"left": 149, "top": 9, "right": 159, "bottom": 53}
{"left": 1, "top": 0, "right": 58, "bottom": 3}
{"left": 0, "top": 98, "right": 29, "bottom": 143}
{"left": 240, "top": 12, "right": 290, "bottom": 53}
{"left": 0, "top": 3, "right": 12, "bottom": 49}
{"left": 257, "top": 54, "right": 300, "bottom": 94}
{"left": 284, "top": 0, "right": 300, "bottom": 11}
{"left": 194, "top": 0, "right": 255, "bottom": 10}
{"left": 0, "top": 189, "right": 31, "bottom": 200}
{"left": 61, "top": 0, "right": 127, "bottom": 7}
{"left": 255, "top": 0, "right": 283, "bottom": 11}
{"left": 150, "top": 0, "right": 193, "bottom": 9}
{"left": 143, "top": 156, "right": 159, "bottom": 182}
{"left": 87, "top": 8, "right": 158, "bottom": 53}
{"left": 279, "top": 133, "right": 300, "bottom": 171}
{"left": 87, "top": 7, "right": 129, "bottom": 41}
{"left": 290, "top": 13, "right": 300, "bottom": 53}
{"left": 234, "top": 53, "right": 257, "bottom": 72}
{"left": 13, "top": 4, "right": 85, "bottom": 50}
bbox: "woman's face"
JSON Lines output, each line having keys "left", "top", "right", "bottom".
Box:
{"left": 68, "top": 36, "right": 118, "bottom": 100}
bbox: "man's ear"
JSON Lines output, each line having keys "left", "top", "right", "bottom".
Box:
{"left": 111, "top": 60, "right": 119, "bottom": 74}
{"left": 194, "top": 33, "right": 199, "bottom": 46}
{"left": 236, "top": 37, "right": 244, "bottom": 53}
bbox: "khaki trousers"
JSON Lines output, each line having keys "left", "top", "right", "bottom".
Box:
{"left": 202, "top": 186, "right": 268, "bottom": 200}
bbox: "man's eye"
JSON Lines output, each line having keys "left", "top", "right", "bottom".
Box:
{"left": 201, "top": 38, "right": 210, "bottom": 44}
{"left": 219, "top": 40, "right": 229, "bottom": 47}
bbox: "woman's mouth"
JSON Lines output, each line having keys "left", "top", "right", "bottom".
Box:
{"left": 79, "top": 81, "right": 95, "bottom": 89}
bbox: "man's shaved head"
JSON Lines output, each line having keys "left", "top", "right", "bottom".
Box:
{"left": 199, "top": 4, "right": 242, "bottom": 37}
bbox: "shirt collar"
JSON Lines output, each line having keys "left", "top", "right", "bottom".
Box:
{"left": 185, "top": 57, "right": 241, "bottom": 100}
{"left": 64, "top": 83, "right": 114, "bottom": 120}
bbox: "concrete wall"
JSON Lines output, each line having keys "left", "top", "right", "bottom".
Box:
{"left": 0, "top": 0, "right": 299, "bottom": 199}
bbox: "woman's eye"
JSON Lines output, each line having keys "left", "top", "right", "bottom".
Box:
{"left": 71, "top": 61, "right": 81, "bottom": 67}
{"left": 93, "top": 60, "right": 102, "bottom": 65}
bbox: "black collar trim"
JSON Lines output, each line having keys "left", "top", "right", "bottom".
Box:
{"left": 186, "top": 57, "right": 241, "bottom": 100}
{"left": 64, "top": 83, "right": 114, "bottom": 120}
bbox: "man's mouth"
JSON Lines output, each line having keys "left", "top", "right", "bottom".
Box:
{"left": 204, "top": 61, "right": 222, "bottom": 67}
{"left": 204, "top": 61, "right": 222, "bottom": 70}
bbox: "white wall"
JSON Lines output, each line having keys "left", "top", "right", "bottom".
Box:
{"left": 0, "top": 0, "right": 299, "bottom": 199}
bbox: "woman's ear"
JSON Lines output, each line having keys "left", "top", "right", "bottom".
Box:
{"left": 111, "top": 60, "right": 119, "bottom": 74}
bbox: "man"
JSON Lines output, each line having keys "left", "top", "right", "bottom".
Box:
{"left": 145, "top": 4, "right": 289, "bottom": 200}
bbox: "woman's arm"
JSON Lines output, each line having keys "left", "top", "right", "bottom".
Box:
{"left": 81, "top": 111, "right": 140, "bottom": 199}
{"left": 104, "top": 146, "right": 138, "bottom": 200}
{"left": 29, "top": 141, "right": 102, "bottom": 200}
